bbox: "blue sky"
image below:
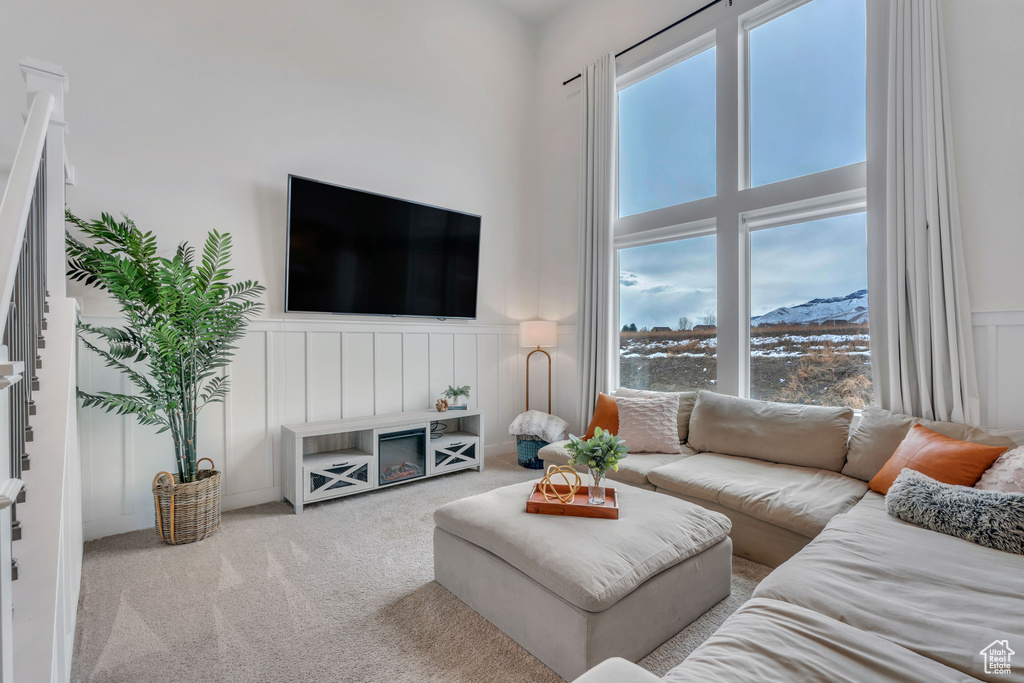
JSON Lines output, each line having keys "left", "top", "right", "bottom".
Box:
{"left": 617, "top": 0, "right": 866, "bottom": 330}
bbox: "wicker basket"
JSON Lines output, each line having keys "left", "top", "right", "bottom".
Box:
{"left": 152, "top": 458, "right": 222, "bottom": 545}
{"left": 516, "top": 436, "right": 548, "bottom": 470}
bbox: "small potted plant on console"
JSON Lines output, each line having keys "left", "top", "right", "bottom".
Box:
{"left": 443, "top": 385, "right": 471, "bottom": 409}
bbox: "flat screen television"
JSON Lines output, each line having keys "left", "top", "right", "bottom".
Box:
{"left": 285, "top": 175, "right": 481, "bottom": 319}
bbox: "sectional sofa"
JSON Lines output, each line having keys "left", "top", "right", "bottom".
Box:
{"left": 537, "top": 390, "right": 1024, "bottom": 682}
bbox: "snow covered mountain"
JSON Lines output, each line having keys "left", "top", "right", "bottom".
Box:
{"left": 751, "top": 289, "right": 868, "bottom": 326}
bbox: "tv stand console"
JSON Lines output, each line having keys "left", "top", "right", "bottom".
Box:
{"left": 282, "top": 408, "right": 484, "bottom": 513}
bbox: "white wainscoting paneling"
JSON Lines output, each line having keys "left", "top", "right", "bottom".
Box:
{"left": 973, "top": 309, "right": 1024, "bottom": 430}
{"left": 78, "top": 318, "right": 579, "bottom": 540}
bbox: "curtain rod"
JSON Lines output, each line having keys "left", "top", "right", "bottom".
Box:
{"left": 561, "top": 0, "right": 727, "bottom": 86}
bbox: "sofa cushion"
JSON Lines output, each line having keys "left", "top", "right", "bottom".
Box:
{"left": 571, "top": 657, "right": 662, "bottom": 683}
{"left": 843, "top": 405, "right": 1018, "bottom": 481}
{"left": 868, "top": 424, "right": 1008, "bottom": 494}
{"left": 647, "top": 454, "right": 868, "bottom": 538}
{"left": 686, "top": 391, "right": 853, "bottom": 471}
{"left": 538, "top": 440, "right": 695, "bottom": 489}
{"left": 659, "top": 599, "right": 972, "bottom": 683}
{"left": 753, "top": 492, "right": 1024, "bottom": 682}
{"left": 433, "top": 479, "right": 731, "bottom": 612}
{"left": 612, "top": 388, "right": 698, "bottom": 443}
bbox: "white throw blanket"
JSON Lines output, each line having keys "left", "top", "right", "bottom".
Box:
{"left": 508, "top": 410, "right": 568, "bottom": 443}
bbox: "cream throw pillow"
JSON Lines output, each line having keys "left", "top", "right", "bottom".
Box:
{"left": 975, "top": 446, "right": 1024, "bottom": 493}
{"left": 615, "top": 394, "right": 681, "bottom": 454}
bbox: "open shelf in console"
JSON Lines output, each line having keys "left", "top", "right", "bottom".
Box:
{"left": 282, "top": 408, "right": 485, "bottom": 513}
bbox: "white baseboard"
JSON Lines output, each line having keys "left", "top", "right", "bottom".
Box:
{"left": 222, "top": 486, "right": 283, "bottom": 511}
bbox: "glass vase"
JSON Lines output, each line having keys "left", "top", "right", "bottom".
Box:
{"left": 588, "top": 467, "right": 606, "bottom": 506}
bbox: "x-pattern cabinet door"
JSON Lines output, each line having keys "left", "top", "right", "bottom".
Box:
{"left": 431, "top": 436, "right": 479, "bottom": 475}
{"left": 304, "top": 456, "right": 375, "bottom": 502}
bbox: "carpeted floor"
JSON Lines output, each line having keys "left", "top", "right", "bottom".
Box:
{"left": 72, "top": 451, "right": 771, "bottom": 683}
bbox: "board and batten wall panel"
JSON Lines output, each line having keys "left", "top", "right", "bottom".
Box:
{"left": 973, "top": 310, "right": 1024, "bottom": 432}
{"left": 78, "top": 318, "right": 580, "bottom": 540}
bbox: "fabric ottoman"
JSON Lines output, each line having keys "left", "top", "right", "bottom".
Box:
{"left": 433, "top": 480, "right": 733, "bottom": 681}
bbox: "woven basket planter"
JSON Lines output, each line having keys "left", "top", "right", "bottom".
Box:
{"left": 152, "top": 458, "right": 222, "bottom": 545}
{"left": 516, "top": 436, "right": 548, "bottom": 470}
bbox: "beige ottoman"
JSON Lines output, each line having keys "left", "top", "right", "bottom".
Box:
{"left": 433, "top": 480, "right": 732, "bottom": 681}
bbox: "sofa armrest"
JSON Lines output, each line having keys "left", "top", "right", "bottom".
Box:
{"left": 572, "top": 658, "right": 661, "bottom": 683}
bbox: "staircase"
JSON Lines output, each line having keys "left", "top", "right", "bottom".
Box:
{"left": 0, "top": 59, "right": 80, "bottom": 683}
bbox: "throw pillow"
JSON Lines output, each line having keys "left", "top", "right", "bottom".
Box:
{"left": 584, "top": 393, "right": 619, "bottom": 439}
{"left": 612, "top": 388, "right": 698, "bottom": 442}
{"left": 868, "top": 424, "right": 1009, "bottom": 494}
{"left": 886, "top": 468, "right": 1024, "bottom": 555}
{"left": 615, "top": 394, "right": 682, "bottom": 454}
{"left": 975, "top": 446, "right": 1024, "bottom": 494}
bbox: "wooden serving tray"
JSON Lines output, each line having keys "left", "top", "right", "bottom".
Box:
{"left": 526, "top": 483, "right": 619, "bottom": 519}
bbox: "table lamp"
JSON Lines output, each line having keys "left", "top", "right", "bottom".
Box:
{"left": 520, "top": 321, "right": 558, "bottom": 414}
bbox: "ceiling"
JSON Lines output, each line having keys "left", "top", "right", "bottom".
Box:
{"left": 488, "top": 0, "right": 577, "bottom": 26}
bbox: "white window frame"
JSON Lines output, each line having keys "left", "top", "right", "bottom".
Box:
{"left": 612, "top": 0, "right": 885, "bottom": 399}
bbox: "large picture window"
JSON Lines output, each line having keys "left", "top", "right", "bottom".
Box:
{"left": 614, "top": 0, "right": 873, "bottom": 407}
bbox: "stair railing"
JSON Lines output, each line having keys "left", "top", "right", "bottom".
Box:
{"left": 0, "top": 58, "right": 76, "bottom": 682}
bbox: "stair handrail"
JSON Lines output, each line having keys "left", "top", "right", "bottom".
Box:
{"left": 0, "top": 90, "right": 54, "bottom": 341}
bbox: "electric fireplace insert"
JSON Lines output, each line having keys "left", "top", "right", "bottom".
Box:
{"left": 378, "top": 427, "right": 427, "bottom": 485}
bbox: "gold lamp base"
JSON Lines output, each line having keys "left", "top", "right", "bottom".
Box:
{"left": 526, "top": 346, "right": 552, "bottom": 414}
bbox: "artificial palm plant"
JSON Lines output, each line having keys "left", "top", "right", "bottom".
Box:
{"left": 66, "top": 210, "right": 265, "bottom": 484}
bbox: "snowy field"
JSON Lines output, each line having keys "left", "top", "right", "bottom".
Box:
{"left": 619, "top": 325, "right": 873, "bottom": 408}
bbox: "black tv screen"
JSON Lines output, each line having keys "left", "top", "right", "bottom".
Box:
{"left": 286, "top": 176, "right": 481, "bottom": 319}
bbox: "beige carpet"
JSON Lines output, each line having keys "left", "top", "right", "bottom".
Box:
{"left": 72, "top": 451, "right": 771, "bottom": 683}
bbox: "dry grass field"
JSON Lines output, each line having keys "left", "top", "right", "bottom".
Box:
{"left": 619, "top": 323, "right": 873, "bottom": 408}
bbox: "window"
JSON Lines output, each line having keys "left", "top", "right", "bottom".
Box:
{"left": 619, "top": 235, "right": 717, "bottom": 392}
{"left": 614, "top": 0, "right": 874, "bottom": 408}
{"left": 618, "top": 45, "right": 716, "bottom": 217}
{"left": 749, "top": 214, "right": 871, "bottom": 407}
{"left": 748, "top": 0, "right": 866, "bottom": 186}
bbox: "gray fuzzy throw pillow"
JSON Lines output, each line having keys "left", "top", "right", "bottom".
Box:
{"left": 886, "top": 468, "right": 1024, "bottom": 555}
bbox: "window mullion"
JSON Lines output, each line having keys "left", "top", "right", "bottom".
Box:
{"left": 715, "top": 15, "right": 747, "bottom": 398}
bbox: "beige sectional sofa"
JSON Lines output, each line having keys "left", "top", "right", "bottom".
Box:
{"left": 546, "top": 389, "right": 1024, "bottom": 683}
{"left": 540, "top": 389, "right": 875, "bottom": 567}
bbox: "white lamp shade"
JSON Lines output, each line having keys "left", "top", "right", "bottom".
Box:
{"left": 519, "top": 321, "right": 558, "bottom": 348}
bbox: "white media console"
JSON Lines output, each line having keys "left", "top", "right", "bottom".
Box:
{"left": 282, "top": 408, "right": 485, "bottom": 513}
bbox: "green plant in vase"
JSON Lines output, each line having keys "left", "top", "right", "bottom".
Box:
{"left": 565, "top": 427, "right": 629, "bottom": 505}
{"left": 443, "top": 384, "right": 471, "bottom": 406}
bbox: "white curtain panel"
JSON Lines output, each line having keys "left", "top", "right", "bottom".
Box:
{"left": 871, "top": 0, "right": 980, "bottom": 423}
{"left": 575, "top": 53, "right": 616, "bottom": 433}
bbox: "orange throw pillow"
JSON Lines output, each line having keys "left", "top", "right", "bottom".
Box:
{"left": 868, "top": 423, "right": 1009, "bottom": 494}
{"left": 584, "top": 393, "right": 619, "bottom": 439}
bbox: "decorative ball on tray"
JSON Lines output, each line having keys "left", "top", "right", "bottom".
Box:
{"left": 539, "top": 464, "right": 581, "bottom": 503}
{"left": 435, "top": 398, "right": 449, "bottom": 412}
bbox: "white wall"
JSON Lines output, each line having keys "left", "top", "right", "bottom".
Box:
{"left": 0, "top": 0, "right": 583, "bottom": 539}
{"left": 943, "top": 0, "right": 1024, "bottom": 314}
{"left": 0, "top": 0, "right": 541, "bottom": 323}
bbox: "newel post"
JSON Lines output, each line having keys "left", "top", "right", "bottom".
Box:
{"left": 20, "top": 59, "right": 71, "bottom": 300}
